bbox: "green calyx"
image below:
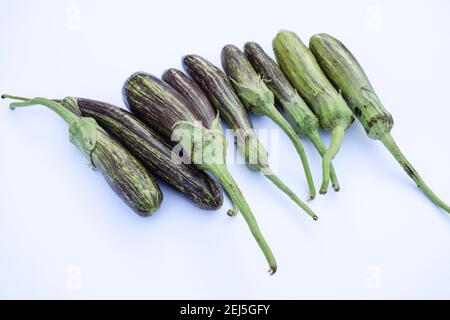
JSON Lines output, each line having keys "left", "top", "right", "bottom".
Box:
{"left": 230, "top": 76, "right": 275, "bottom": 116}
{"left": 311, "top": 91, "right": 352, "bottom": 130}
{"left": 172, "top": 115, "right": 237, "bottom": 215}
{"left": 60, "top": 96, "right": 82, "bottom": 116}
{"left": 278, "top": 94, "right": 319, "bottom": 136}
{"left": 3, "top": 95, "right": 100, "bottom": 167}
{"left": 172, "top": 115, "right": 227, "bottom": 170}
{"left": 358, "top": 86, "right": 394, "bottom": 140}
{"left": 68, "top": 117, "right": 99, "bottom": 166}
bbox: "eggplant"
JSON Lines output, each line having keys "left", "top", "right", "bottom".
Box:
{"left": 123, "top": 72, "right": 279, "bottom": 274}
{"left": 2, "top": 95, "right": 162, "bottom": 216}
{"left": 59, "top": 97, "right": 223, "bottom": 210}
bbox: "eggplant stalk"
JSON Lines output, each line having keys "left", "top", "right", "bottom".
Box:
{"left": 172, "top": 117, "right": 277, "bottom": 273}
{"left": 380, "top": 133, "right": 450, "bottom": 212}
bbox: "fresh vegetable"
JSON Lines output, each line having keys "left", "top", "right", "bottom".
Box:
{"left": 162, "top": 68, "right": 217, "bottom": 129}
{"left": 273, "top": 30, "right": 354, "bottom": 194}
{"left": 162, "top": 68, "right": 239, "bottom": 215}
{"left": 221, "top": 44, "right": 316, "bottom": 199}
{"left": 183, "top": 54, "right": 318, "bottom": 219}
{"left": 309, "top": 33, "right": 450, "bottom": 213}
{"left": 244, "top": 41, "right": 340, "bottom": 191}
{"left": 2, "top": 95, "right": 162, "bottom": 216}
{"left": 122, "top": 72, "right": 278, "bottom": 274}
{"left": 56, "top": 97, "right": 222, "bottom": 210}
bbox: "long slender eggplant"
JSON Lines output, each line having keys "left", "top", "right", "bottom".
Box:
{"left": 56, "top": 97, "right": 221, "bottom": 210}
{"left": 183, "top": 55, "right": 318, "bottom": 218}
{"left": 123, "top": 72, "right": 278, "bottom": 274}
{"left": 221, "top": 44, "right": 316, "bottom": 199}
{"left": 163, "top": 67, "right": 318, "bottom": 217}
{"left": 273, "top": 30, "right": 354, "bottom": 194}
{"left": 162, "top": 68, "right": 217, "bottom": 129}
{"left": 309, "top": 33, "right": 450, "bottom": 213}
{"left": 244, "top": 41, "right": 340, "bottom": 191}
{"left": 2, "top": 95, "right": 162, "bottom": 216}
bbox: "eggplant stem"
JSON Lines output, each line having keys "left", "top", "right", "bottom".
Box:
{"left": 268, "top": 109, "right": 316, "bottom": 199}
{"left": 1, "top": 94, "right": 30, "bottom": 101}
{"left": 5, "top": 97, "right": 78, "bottom": 124}
{"left": 320, "top": 124, "right": 345, "bottom": 194}
{"left": 227, "top": 205, "right": 239, "bottom": 217}
{"left": 208, "top": 164, "right": 277, "bottom": 274}
{"left": 309, "top": 130, "right": 340, "bottom": 191}
{"left": 380, "top": 133, "right": 450, "bottom": 213}
{"left": 262, "top": 167, "right": 318, "bottom": 220}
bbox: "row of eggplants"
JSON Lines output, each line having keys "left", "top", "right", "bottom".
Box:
{"left": 3, "top": 31, "right": 449, "bottom": 274}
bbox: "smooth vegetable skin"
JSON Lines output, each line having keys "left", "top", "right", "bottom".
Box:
{"left": 309, "top": 33, "right": 450, "bottom": 213}
{"left": 183, "top": 54, "right": 318, "bottom": 219}
{"left": 221, "top": 44, "right": 316, "bottom": 199}
{"left": 57, "top": 97, "right": 222, "bottom": 210}
{"left": 273, "top": 31, "right": 354, "bottom": 194}
{"left": 122, "top": 72, "right": 278, "bottom": 274}
{"left": 244, "top": 41, "right": 340, "bottom": 191}
{"left": 2, "top": 95, "right": 162, "bottom": 216}
{"left": 162, "top": 68, "right": 217, "bottom": 129}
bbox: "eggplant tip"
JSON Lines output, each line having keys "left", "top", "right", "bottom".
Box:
{"left": 243, "top": 41, "right": 257, "bottom": 50}
{"left": 163, "top": 67, "right": 177, "bottom": 74}
{"left": 181, "top": 54, "right": 191, "bottom": 64}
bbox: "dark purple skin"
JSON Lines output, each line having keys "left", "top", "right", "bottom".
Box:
{"left": 64, "top": 97, "right": 223, "bottom": 210}
{"left": 162, "top": 68, "right": 217, "bottom": 129}
{"left": 182, "top": 54, "right": 255, "bottom": 133}
{"left": 122, "top": 72, "right": 198, "bottom": 141}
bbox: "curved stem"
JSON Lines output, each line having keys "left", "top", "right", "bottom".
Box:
{"left": 380, "top": 133, "right": 450, "bottom": 213}
{"left": 309, "top": 130, "right": 340, "bottom": 191}
{"left": 4, "top": 96, "right": 78, "bottom": 124}
{"left": 227, "top": 205, "right": 239, "bottom": 217}
{"left": 208, "top": 164, "right": 277, "bottom": 274}
{"left": 320, "top": 123, "right": 345, "bottom": 194}
{"left": 263, "top": 167, "right": 318, "bottom": 221}
{"left": 268, "top": 109, "right": 316, "bottom": 199}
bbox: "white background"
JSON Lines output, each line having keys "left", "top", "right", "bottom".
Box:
{"left": 1, "top": 0, "right": 450, "bottom": 299}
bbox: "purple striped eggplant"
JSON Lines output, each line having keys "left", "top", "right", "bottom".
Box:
{"left": 309, "top": 33, "right": 450, "bottom": 213}
{"left": 122, "top": 72, "right": 278, "bottom": 274}
{"left": 162, "top": 68, "right": 217, "bottom": 129}
{"left": 2, "top": 95, "right": 162, "bottom": 216}
{"left": 58, "top": 97, "right": 222, "bottom": 210}
{"left": 182, "top": 55, "right": 318, "bottom": 217}
{"left": 244, "top": 41, "right": 340, "bottom": 191}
